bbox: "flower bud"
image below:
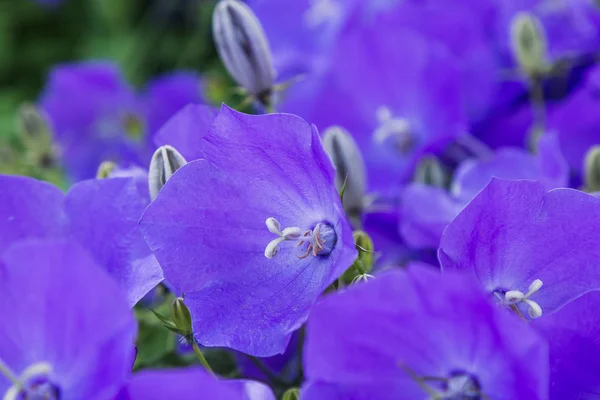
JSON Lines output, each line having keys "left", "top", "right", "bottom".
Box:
{"left": 510, "top": 12, "right": 549, "bottom": 78}
{"left": 170, "top": 297, "right": 193, "bottom": 337}
{"left": 18, "top": 103, "right": 52, "bottom": 142}
{"left": 585, "top": 146, "right": 600, "bottom": 192}
{"left": 413, "top": 155, "right": 447, "bottom": 187}
{"left": 282, "top": 388, "right": 299, "bottom": 400}
{"left": 341, "top": 230, "right": 375, "bottom": 284}
{"left": 148, "top": 145, "right": 187, "bottom": 201}
{"left": 212, "top": 0, "right": 275, "bottom": 103}
{"left": 96, "top": 161, "right": 117, "bottom": 179}
{"left": 17, "top": 103, "right": 57, "bottom": 168}
{"left": 322, "top": 126, "right": 366, "bottom": 217}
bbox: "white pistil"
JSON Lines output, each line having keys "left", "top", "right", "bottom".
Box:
{"left": 504, "top": 279, "right": 544, "bottom": 318}
{"left": 264, "top": 218, "right": 303, "bottom": 259}
{"left": 3, "top": 362, "right": 53, "bottom": 400}
{"left": 373, "top": 106, "right": 412, "bottom": 150}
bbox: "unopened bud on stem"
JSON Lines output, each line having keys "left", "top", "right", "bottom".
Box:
{"left": 170, "top": 297, "right": 193, "bottom": 337}
{"left": 282, "top": 388, "right": 300, "bottom": 400}
{"left": 213, "top": 0, "right": 275, "bottom": 105}
{"left": 510, "top": 12, "right": 549, "bottom": 78}
{"left": 585, "top": 146, "right": 600, "bottom": 192}
{"left": 414, "top": 155, "right": 447, "bottom": 187}
{"left": 96, "top": 161, "right": 117, "bottom": 179}
{"left": 148, "top": 145, "right": 187, "bottom": 201}
{"left": 322, "top": 126, "right": 366, "bottom": 217}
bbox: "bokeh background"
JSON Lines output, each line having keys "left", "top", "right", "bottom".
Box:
{"left": 0, "top": 0, "right": 230, "bottom": 186}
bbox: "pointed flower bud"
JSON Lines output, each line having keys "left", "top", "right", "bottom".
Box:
{"left": 17, "top": 103, "right": 57, "bottom": 168}
{"left": 585, "top": 146, "right": 600, "bottom": 192}
{"left": 413, "top": 155, "right": 447, "bottom": 187}
{"left": 148, "top": 145, "right": 187, "bottom": 201}
{"left": 510, "top": 12, "right": 549, "bottom": 78}
{"left": 17, "top": 103, "right": 52, "bottom": 144}
{"left": 282, "top": 388, "right": 299, "bottom": 400}
{"left": 212, "top": 0, "right": 275, "bottom": 103}
{"left": 322, "top": 126, "right": 367, "bottom": 217}
{"left": 170, "top": 297, "right": 193, "bottom": 337}
{"left": 342, "top": 230, "right": 375, "bottom": 284}
{"left": 96, "top": 161, "right": 117, "bottom": 179}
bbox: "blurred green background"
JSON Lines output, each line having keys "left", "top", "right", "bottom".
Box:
{"left": 0, "top": 0, "right": 232, "bottom": 182}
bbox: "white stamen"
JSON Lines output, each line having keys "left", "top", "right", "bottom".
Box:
{"left": 264, "top": 237, "right": 284, "bottom": 259}
{"left": 280, "top": 227, "right": 303, "bottom": 239}
{"left": 504, "top": 290, "right": 525, "bottom": 302}
{"left": 527, "top": 278, "right": 543, "bottom": 294}
{"left": 503, "top": 279, "right": 544, "bottom": 319}
{"left": 265, "top": 217, "right": 281, "bottom": 235}
{"left": 264, "top": 218, "right": 306, "bottom": 259}
{"left": 524, "top": 299, "right": 543, "bottom": 318}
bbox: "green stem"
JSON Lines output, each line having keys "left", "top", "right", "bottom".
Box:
{"left": 192, "top": 341, "right": 214, "bottom": 375}
{"left": 528, "top": 77, "right": 546, "bottom": 151}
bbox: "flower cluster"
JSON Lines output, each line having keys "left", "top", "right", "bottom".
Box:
{"left": 4, "top": 0, "right": 600, "bottom": 398}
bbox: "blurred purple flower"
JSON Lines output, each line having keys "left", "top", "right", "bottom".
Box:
{"left": 282, "top": 12, "right": 467, "bottom": 199}
{"left": 475, "top": 64, "right": 600, "bottom": 186}
{"left": 301, "top": 266, "right": 548, "bottom": 399}
{"left": 142, "top": 71, "right": 204, "bottom": 138}
{"left": 234, "top": 332, "right": 302, "bottom": 384}
{"left": 39, "top": 62, "right": 203, "bottom": 181}
{"left": 0, "top": 239, "right": 137, "bottom": 399}
{"left": 152, "top": 104, "right": 217, "bottom": 161}
{"left": 400, "top": 133, "right": 568, "bottom": 249}
{"left": 534, "top": 291, "right": 600, "bottom": 399}
{"left": 117, "top": 367, "right": 275, "bottom": 400}
{"left": 0, "top": 174, "right": 163, "bottom": 307}
{"left": 140, "top": 105, "right": 357, "bottom": 356}
{"left": 439, "top": 178, "right": 600, "bottom": 319}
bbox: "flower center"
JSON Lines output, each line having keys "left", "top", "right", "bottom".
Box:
{"left": 402, "top": 365, "right": 483, "bottom": 400}
{"left": 2, "top": 361, "right": 60, "bottom": 400}
{"left": 264, "top": 218, "right": 337, "bottom": 259}
{"left": 441, "top": 371, "right": 482, "bottom": 400}
{"left": 494, "top": 279, "right": 544, "bottom": 319}
{"left": 373, "top": 106, "right": 414, "bottom": 154}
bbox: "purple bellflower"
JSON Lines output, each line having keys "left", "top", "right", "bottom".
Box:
{"left": 534, "top": 291, "right": 600, "bottom": 399}
{"left": 301, "top": 266, "right": 548, "bottom": 399}
{"left": 439, "top": 178, "right": 600, "bottom": 320}
{"left": 0, "top": 239, "right": 137, "bottom": 399}
{"left": 39, "top": 62, "right": 203, "bottom": 181}
{"left": 140, "top": 105, "right": 357, "bottom": 356}
{"left": 0, "top": 174, "right": 163, "bottom": 307}
{"left": 400, "top": 133, "right": 568, "bottom": 249}
{"left": 117, "top": 367, "right": 275, "bottom": 400}
{"left": 279, "top": 9, "right": 467, "bottom": 199}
